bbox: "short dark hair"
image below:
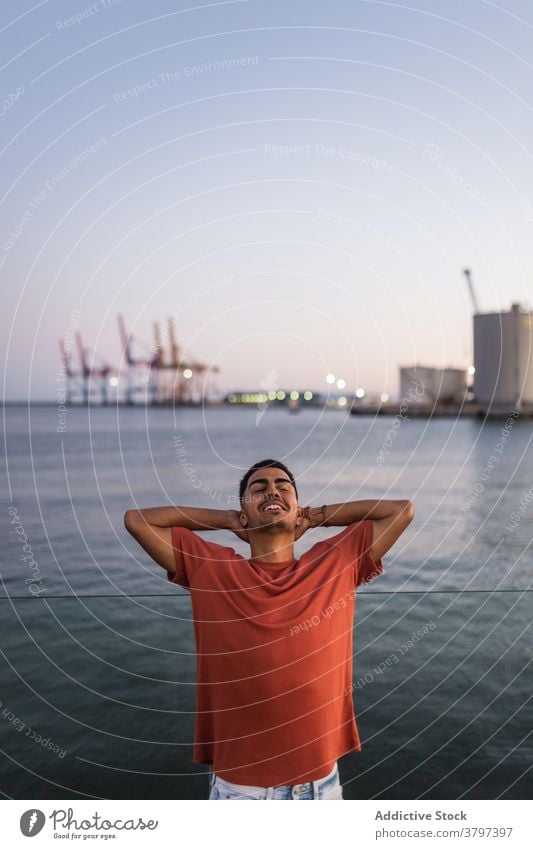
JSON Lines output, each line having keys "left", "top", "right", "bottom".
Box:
{"left": 239, "top": 459, "right": 298, "bottom": 505}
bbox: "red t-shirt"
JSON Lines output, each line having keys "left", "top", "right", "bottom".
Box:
{"left": 167, "top": 520, "right": 383, "bottom": 786}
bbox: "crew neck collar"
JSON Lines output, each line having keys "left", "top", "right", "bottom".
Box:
{"left": 248, "top": 556, "right": 298, "bottom": 568}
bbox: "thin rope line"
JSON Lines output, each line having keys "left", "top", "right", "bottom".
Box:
{"left": 0, "top": 590, "right": 532, "bottom": 599}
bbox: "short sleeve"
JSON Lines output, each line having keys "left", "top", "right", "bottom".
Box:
{"left": 167, "top": 526, "right": 234, "bottom": 589}
{"left": 326, "top": 520, "right": 384, "bottom": 587}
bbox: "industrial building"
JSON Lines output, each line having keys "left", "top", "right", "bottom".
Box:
{"left": 397, "top": 273, "right": 533, "bottom": 417}
{"left": 474, "top": 303, "right": 533, "bottom": 412}
{"left": 399, "top": 366, "right": 467, "bottom": 407}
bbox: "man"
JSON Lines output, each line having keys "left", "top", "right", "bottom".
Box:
{"left": 124, "top": 458, "right": 414, "bottom": 800}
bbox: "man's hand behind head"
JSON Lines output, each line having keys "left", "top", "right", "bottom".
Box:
{"left": 228, "top": 509, "right": 250, "bottom": 543}
{"left": 294, "top": 506, "right": 312, "bottom": 541}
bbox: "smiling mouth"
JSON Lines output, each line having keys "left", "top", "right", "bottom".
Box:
{"left": 262, "top": 503, "right": 286, "bottom": 513}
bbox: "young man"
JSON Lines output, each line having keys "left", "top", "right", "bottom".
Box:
{"left": 124, "top": 459, "right": 414, "bottom": 800}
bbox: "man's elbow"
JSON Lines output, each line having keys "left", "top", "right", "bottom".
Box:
{"left": 124, "top": 509, "right": 141, "bottom": 534}
{"left": 398, "top": 499, "right": 415, "bottom": 525}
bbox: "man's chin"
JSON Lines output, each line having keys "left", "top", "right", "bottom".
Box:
{"left": 257, "top": 516, "right": 295, "bottom": 532}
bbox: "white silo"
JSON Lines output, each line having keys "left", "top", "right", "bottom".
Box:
{"left": 399, "top": 366, "right": 437, "bottom": 404}
{"left": 400, "top": 366, "right": 467, "bottom": 405}
{"left": 436, "top": 368, "right": 467, "bottom": 404}
{"left": 474, "top": 304, "right": 533, "bottom": 408}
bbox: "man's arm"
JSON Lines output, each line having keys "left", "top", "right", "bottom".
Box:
{"left": 124, "top": 506, "right": 244, "bottom": 574}
{"left": 304, "top": 499, "right": 414, "bottom": 560}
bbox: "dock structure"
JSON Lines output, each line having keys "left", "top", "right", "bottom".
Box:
{"left": 58, "top": 332, "right": 117, "bottom": 405}
{"left": 58, "top": 315, "right": 219, "bottom": 405}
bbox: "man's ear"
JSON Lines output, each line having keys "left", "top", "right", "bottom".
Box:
{"left": 295, "top": 506, "right": 302, "bottom": 526}
{"left": 239, "top": 511, "right": 248, "bottom": 528}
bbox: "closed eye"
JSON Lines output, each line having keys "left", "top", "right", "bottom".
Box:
{"left": 248, "top": 477, "right": 293, "bottom": 492}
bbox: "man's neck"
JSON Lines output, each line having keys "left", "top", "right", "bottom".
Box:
{"left": 247, "top": 531, "right": 296, "bottom": 563}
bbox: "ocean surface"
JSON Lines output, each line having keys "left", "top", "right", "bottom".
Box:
{"left": 1, "top": 405, "right": 532, "bottom": 799}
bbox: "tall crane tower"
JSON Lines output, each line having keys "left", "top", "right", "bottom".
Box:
{"left": 155, "top": 316, "right": 220, "bottom": 404}
{"left": 117, "top": 315, "right": 159, "bottom": 404}
{"left": 58, "top": 338, "right": 80, "bottom": 404}
{"left": 463, "top": 268, "right": 480, "bottom": 315}
{"left": 58, "top": 315, "right": 220, "bottom": 405}
{"left": 75, "top": 332, "right": 114, "bottom": 404}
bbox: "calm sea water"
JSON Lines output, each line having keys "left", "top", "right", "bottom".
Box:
{"left": 1, "top": 406, "right": 531, "bottom": 798}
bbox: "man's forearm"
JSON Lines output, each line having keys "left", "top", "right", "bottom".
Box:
{"left": 125, "top": 505, "right": 235, "bottom": 531}
{"left": 309, "top": 499, "right": 411, "bottom": 527}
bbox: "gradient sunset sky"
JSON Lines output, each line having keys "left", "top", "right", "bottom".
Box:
{"left": 2, "top": 0, "right": 533, "bottom": 400}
